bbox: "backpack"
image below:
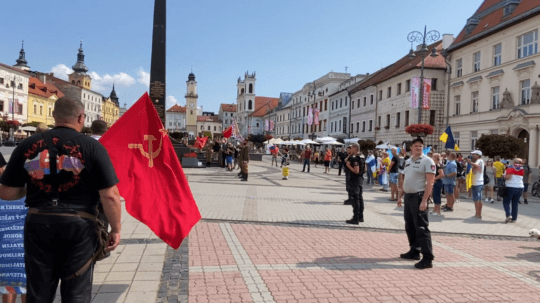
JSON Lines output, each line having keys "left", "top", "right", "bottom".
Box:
{"left": 456, "top": 161, "right": 464, "bottom": 177}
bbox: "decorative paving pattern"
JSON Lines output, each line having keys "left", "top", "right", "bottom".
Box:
{"left": 157, "top": 238, "right": 189, "bottom": 303}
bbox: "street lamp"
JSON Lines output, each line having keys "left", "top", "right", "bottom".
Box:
{"left": 309, "top": 133, "right": 317, "bottom": 141}
{"left": 8, "top": 74, "right": 20, "bottom": 141}
{"left": 407, "top": 26, "right": 440, "bottom": 124}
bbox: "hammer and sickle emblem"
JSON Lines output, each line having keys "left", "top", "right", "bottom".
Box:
{"left": 128, "top": 129, "right": 167, "bottom": 167}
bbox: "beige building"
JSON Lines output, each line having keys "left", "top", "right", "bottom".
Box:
{"left": 446, "top": 0, "right": 540, "bottom": 165}
{"left": 197, "top": 115, "right": 222, "bottom": 138}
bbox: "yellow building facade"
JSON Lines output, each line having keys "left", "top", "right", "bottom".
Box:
{"left": 102, "top": 85, "right": 120, "bottom": 127}
{"left": 27, "top": 77, "right": 63, "bottom": 126}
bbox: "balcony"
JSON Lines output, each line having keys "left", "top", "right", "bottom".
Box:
{"left": 185, "top": 93, "right": 198, "bottom": 98}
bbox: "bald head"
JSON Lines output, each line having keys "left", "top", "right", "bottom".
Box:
{"left": 53, "top": 97, "right": 84, "bottom": 122}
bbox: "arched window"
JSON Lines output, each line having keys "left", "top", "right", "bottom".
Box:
{"left": 77, "top": 81, "right": 81, "bottom": 86}
{"left": 241, "top": 88, "right": 245, "bottom": 94}
{"left": 249, "top": 84, "right": 253, "bottom": 94}
{"left": 248, "top": 100, "right": 253, "bottom": 110}
{"left": 72, "top": 80, "right": 75, "bottom": 84}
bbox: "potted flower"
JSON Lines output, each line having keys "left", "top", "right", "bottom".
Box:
{"left": 405, "top": 124, "right": 434, "bottom": 137}
{"left": 375, "top": 126, "right": 381, "bottom": 130}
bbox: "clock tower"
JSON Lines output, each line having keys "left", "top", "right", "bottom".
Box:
{"left": 185, "top": 71, "right": 198, "bottom": 135}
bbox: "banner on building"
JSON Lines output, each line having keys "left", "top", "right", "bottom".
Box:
{"left": 410, "top": 78, "right": 432, "bottom": 109}
{"left": 0, "top": 198, "right": 27, "bottom": 290}
{"left": 8, "top": 99, "right": 20, "bottom": 115}
{"left": 270, "top": 120, "right": 274, "bottom": 131}
{"left": 314, "top": 109, "right": 320, "bottom": 126}
{"left": 265, "top": 120, "right": 269, "bottom": 131}
{"left": 308, "top": 108, "right": 313, "bottom": 126}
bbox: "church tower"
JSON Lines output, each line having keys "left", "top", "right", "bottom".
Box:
{"left": 13, "top": 41, "right": 30, "bottom": 71}
{"left": 69, "top": 41, "right": 92, "bottom": 90}
{"left": 185, "top": 71, "right": 198, "bottom": 135}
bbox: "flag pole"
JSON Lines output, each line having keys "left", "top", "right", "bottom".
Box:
{"left": 149, "top": 0, "right": 167, "bottom": 124}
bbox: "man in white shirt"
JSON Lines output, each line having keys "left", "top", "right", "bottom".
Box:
{"left": 468, "top": 150, "right": 485, "bottom": 218}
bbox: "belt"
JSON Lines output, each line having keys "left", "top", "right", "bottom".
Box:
{"left": 404, "top": 192, "right": 424, "bottom": 196}
{"left": 28, "top": 208, "right": 98, "bottom": 220}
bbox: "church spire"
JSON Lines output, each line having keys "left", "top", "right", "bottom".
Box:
{"left": 72, "top": 40, "right": 89, "bottom": 74}
{"left": 110, "top": 84, "right": 119, "bottom": 105}
{"left": 14, "top": 40, "right": 30, "bottom": 70}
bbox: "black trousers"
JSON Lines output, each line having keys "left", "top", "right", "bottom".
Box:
{"left": 404, "top": 192, "right": 434, "bottom": 259}
{"left": 24, "top": 213, "right": 98, "bottom": 303}
{"left": 338, "top": 162, "right": 344, "bottom": 175}
{"left": 349, "top": 177, "right": 364, "bottom": 220}
{"left": 345, "top": 172, "right": 351, "bottom": 203}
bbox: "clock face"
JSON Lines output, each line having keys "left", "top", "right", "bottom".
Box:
{"left": 190, "top": 103, "right": 194, "bottom": 108}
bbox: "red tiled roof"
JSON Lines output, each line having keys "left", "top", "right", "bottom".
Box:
{"left": 166, "top": 104, "right": 186, "bottom": 113}
{"left": 0, "top": 63, "right": 29, "bottom": 75}
{"left": 249, "top": 97, "right": 279, "bottom": 117}
{"left": 220, "top": 103, "right": 237, "bottom": 112}
{"left": 452, "top": 0, "right": 540, "bottom": 47}
{"left": 28, "top": 77, "right": 64, "bottom": 99}
{"left": 349, "top": 41, "right": 445, "bottom": 94}
{"left": 197, "top": 116, "right": 221, "bottom": 123}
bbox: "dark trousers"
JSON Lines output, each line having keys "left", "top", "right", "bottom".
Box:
{"left": 349, "top": 177, "right": 364, "bottom": 220}
{"left": 345, "top": 173, "right": 351, "bottom": 203}
{"left": 404, "top": 192, "right": 434, "bottom": 259}
{"left": 338, "top": 162, "right": 344, "bottom": 175}
{"left": 24, "top": 213, "right": 98, "bottom": 303}
{"left": 366, "top": 167, "right": 374, "bottom": 185}
{"left": 302, "top": 159, "right": 310, "bottom": 172}
{"left": 503, "top": 187, "right": 523, "bottom": 220}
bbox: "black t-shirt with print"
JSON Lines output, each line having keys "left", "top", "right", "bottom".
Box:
{"left": 349, "top": 155, "right": 365, "bottom": 179}
{"left": 389, "top": 156, "right": 399, "bottom": 173}
{"left": 0, "top": 127, "right": 119, "bottom": 208}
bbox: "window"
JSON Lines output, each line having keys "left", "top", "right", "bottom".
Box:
{"left": 17, "top": 104, "right": 22, "bottom": 115}
{"left": 455, "top": 95, "right": 461, "bottom": 115}
{"left": 521, "top": 79, "right": 531, "bottom": 105}
{"left": 169, "top": 122, "right": 172, "bottom": 126}
{"left": 493, "top": 44, "right": 502, "bottom": 66}
{"left": 429, "top": 110, "right": 436, "bottom": 126}
{"left": 473, "top": 52, "right": 481, "bottom": 72}
{"left": 357, "top": 99, "right": 360, "bottom": 108}
{"left": 369, "top": 120, "right": 373, "bottom": 131}
{"left": 518, "top": 30, "right": 538, "bottom": 59}
{"left": 370, "top": 94, "right": 374, "bottom": 105}
{"left": 340, "top": 98, "right": 343, "bottom": 108}
{"left": 248, "top": 100, "right": 253, "bottom": 110}
{"left": 49, "top": 108, "right": 52, "bottom": 116}
{"left": 345, "top": 97, "right": 347, "bottom": 107}
{"left": 207, "top": 126, "right": 210, "bottom": 131}
{"left": 405, "top": 110, "right": 409, "bottom": 126}
{"left": 339, "top": 120, "right": 342, "bottom": 132}
{"left": 248, "top": 83, "right": 253, "bottom": 93}
{"left": 332, "top": 102, "right": 334, "bottom": 110}
{"left": 324, "top": 100, "right": 328, "bottom": 111}
{"left": 0, "top": 78, "right": 3, "bottom": 85}
{"left": 379, "top": 90, "right": 383, "bottom": 100}
{"left": 0, "top": 101, "right": 4, "bottom": 112}
{"left": 363, "top": 97, "right": 366, "bottom": 107}
{"left": 456, "top": 59, "right": 463, "bottom": 77}
{"left": 454, "top": 132, "right": 460, "bottom": 147}
{"left": 331, "top": 122, "right": 333, "bottom": 133}
{"left": 387, "top": 87, "right": 392, "bottom": 98}
{"left": 492, "top": 86, "right": 500, "bottom": 109}
{"left": 471, "top": 131, "right": 478, "bottom": 150}
{"left": 472, "top": 91, "right": 479, "bottom": 112}
{"left": 40, "top": 106, "right": 43, "bottom": 116}
{"left": 406, "top": 80, "right": 411, "bottom": 92}
{"left": 17, "top": 84, "right": 23, "bottom": 90}
{"left": 378, "top": 116, "right": 381, "bottom": 127}
{"left": 396, "top": 112, "right": 400, "bottom": 128}
{"left": 256, "top": 122, "right": 260, "bottom": 127}
{"left": 356, "top": 122, "right": 359, "bottom": 133}
{"left": 352, "top": 100, "right": 354, "bottom": 109}
{"left": 34, "top": 104, "right": 37, "bottom": 114}
{"left": 385, "top": 114, "right": 390, "bottom": 128}
{"left": 432, "top": 79, "right": 438, "bottom": 91}
{"left": 397, "top": 83, "right": 402, "bottom": 95}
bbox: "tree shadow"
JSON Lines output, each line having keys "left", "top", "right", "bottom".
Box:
{"left": 506, "top": 250, "right": 540, "bottom": 263}
{"left": 296, "top": 256, "right": 413, "bottom": 271}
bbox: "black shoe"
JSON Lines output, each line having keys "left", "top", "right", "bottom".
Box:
{"left": 345, "top": 219, "right": 360, "bottom": 225}
{"left": 414, "top": 258, "right": 433, "bottom": 269}
{"left": 442, "top": 206, "right": 453, "bottom": 212}
{"left": 525, "top": 199, "right": 528, "bottom": 204}
{"left": 241, "top": 178, "right": 247, "bottom": 182}
{"left": 400, "top": 250, "right": 421, "bottom": 260}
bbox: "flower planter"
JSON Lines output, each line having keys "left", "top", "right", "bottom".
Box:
{"left": 410, "top": 133, "right": 427, "bottom": 138}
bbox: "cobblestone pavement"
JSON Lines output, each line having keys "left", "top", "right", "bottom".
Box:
{"left": 77, "top": 156, "right": 540, "bottom": 302}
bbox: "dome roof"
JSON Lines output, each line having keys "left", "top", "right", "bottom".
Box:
{"left": 188, "top": 72, "right": 196, "bottom": 81}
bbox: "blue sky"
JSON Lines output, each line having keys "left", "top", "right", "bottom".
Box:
{"left": 0, "top": 0, "right": 481, "bottom": 113}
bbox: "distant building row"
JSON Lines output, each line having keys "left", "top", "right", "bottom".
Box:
{"left": 0, "top": 41, "right": 121, "bottom": 137}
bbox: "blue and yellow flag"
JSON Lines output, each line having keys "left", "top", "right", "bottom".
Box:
{"left": 439, "top": 126, "right": 460, "bottom": 151}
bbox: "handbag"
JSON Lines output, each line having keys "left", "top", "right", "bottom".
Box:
{"left": 497, "top": 180, "right": 508, "bottom": 198}
{"left": 483, "top": 166, "right": 490, "bottom": 185}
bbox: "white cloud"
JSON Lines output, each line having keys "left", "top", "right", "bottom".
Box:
{"left": 89, "top": 71, "right": 136, "bottom": 92}
{"left": 138, "top": 68, "right": 150, "bottom": 86}
{"left": 51, "top": 64, "right": 73, "bottom": 81}
{"left": 166, "top": 96, "right": 178, "bottom": 108}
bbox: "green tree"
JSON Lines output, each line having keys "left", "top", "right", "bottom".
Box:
{"left": 359, "top": 140, "right": 376, "bottom": 155}
{"left": 476, "top": 134, "right": 525, "bottom": 159}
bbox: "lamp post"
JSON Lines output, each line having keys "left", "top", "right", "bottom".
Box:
{"left": 9, "top": 75, "right": 19, "bottom": 142}
{"left": 407, "top": 26, "right": 440, "bottom": 124}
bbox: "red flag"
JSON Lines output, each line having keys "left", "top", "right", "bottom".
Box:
{"left": 99, "top": 93, "right": 201, "bottom": 249}
{"left": 194, "top": 136, "right": 208, "bottom": 149}
{"left": 222, "top": 126, "right": 232, "bottom": 138}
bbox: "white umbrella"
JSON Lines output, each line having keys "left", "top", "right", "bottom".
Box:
{"left": 327, "top": 141, "right": 344, "bottom": 146}
{"left": 316, "top": 136, "right": 336, "bottom": 142}
{"left": 301, "top": 139, "right": 318, "bottom": 144}
{"left": 344, "top": 138, "right": 361, "bottom": 144}
{"left": 21, "top": 126, "right": 37, "bottom": 132}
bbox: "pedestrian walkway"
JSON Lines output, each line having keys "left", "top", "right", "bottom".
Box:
{"left": 52, "top": 156, "right": 540, "bottom": 302}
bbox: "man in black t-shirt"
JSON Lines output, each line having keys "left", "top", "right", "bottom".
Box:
{"left": 0, "top": 97, "right": 122, "bottom": 303}
{"left": 337, "top": 148, "right": 348, "bottom": 176}
{"left": 388, "top": 147, "right": 400, "bottom": 201}
{"left": 345, "top": 143, "right": 365, "bottom": 224}
{"left": 343, "top": 146, "right": 353, "bottom": 205}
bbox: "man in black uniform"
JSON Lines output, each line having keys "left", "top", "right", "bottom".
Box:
{"left": 397, "top": 137, "right": 436, "bottom": 269}
{"left": 0, "top": 97, "right": 122, "bottom": 302}
{"left": 345, "top": 143, "right": 365, "bottom": 224}
{"left": 343, "top": 146, "right": 352, "bottom": 205}
{"left": 337, "top": 148, "right": 348, "bottom": 176}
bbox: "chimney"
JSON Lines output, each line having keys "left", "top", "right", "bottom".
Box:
{"left": 443, "top": 34, "right": 455, "bottom": 49}
{"left": 38, "top": 73, "right": 46, "bottom": 84}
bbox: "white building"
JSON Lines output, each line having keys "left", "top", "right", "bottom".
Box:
{"left": 218, "top": 103, "right": 236, "bottom": 130}
{"left": 235, "top": 71, "right": 279, "bottom": 136}
{"left": 445, "top": 0, "right": 540, "bottom": 165}
{"left": 328, "top": 75, "right": 367, "bottom": 139}
{"left": 166, "top": 104, "right": 186, "bottom": 133}
{"left": 0, "top": 63, "right": 29, "bottom": 128}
